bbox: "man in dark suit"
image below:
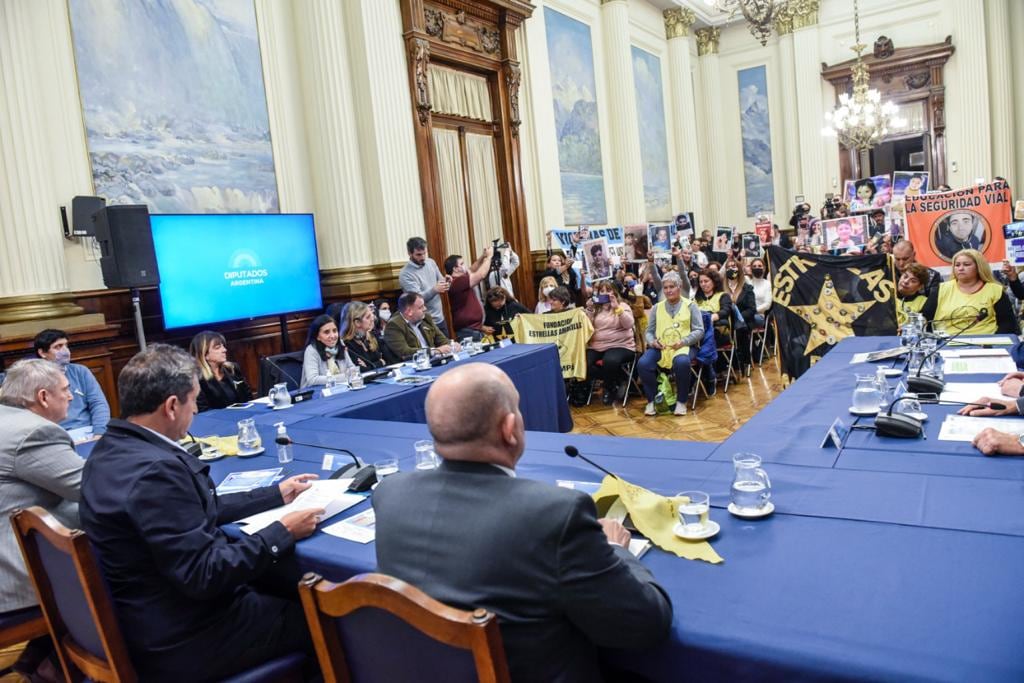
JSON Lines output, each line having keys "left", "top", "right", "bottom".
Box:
{"left": 374, "top": 363, "right": 673, "bottom": 682}
{"left": 382, "top": 291, "right": 456, "bottom": 362}
{"left": 80, "top": 345, "right": 321, "bottom": 681}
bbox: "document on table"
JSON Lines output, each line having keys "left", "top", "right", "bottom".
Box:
{"left": 216, "top": 468, "right": 283, "bottom": 495}
{"left": 940, "top": 383, "right": 1017, "bottom": 405}
{"left": 849, "top": 347, "right": 908, "bottom": 364}
{"left": 946, "top": 336, "right": 1014, "bottom": 346}
{"left": 943, "top": 356, "right": 1017, "bottom": 375}
{"left": 236, "top": 480, "right": 363, "bottom": 534}
{"left": 322, "top": 508, "right": 376, "bottom": 543}
{"left": 938, "top": 415, "right": 1024, "bottom": 442}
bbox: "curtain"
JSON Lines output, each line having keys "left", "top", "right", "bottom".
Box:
{"left": 432, "top": 128, "right": 471, "bottom": 259}
{"left": 889, "top": 100, "right": 926, "bottom": 135}
{"left": 429, "top": 65, "right": 493, "bottom": 121}
{"left": 465, "top": 133, "right": 503, "bottom": 254}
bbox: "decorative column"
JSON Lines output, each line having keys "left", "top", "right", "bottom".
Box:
{"left": 1011, "top": 0, "right": 1024, "bottom": 192}
{"left": 600, "top": 0, "right": 646, "bottom": 224}
{"left": 664, "top": 8, "right": 704, "bottom": 223}
{"left": 0, "top": 0, "right": 86, "bottom": 330}
{"left": 696, "top": 27, "right": 728, "bottom": 228}
{"left": 343, "top": 0, "right": 426, "bottom": 265}
{"left": 291, "top": 0, "right": 372, "bottom": 269}
{"left": 947, "top": 0, "right": 991, "bottom": 183}
{"left": 789, "top": 2, "right": 828, "bottom": 209}
{"left": 773, "top": 10, "right": 802, "bottom": 202}
{"left": 985, "top": 0, "right": 1015, "bottom": 188}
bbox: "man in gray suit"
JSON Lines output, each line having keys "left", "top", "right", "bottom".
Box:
{"left": 374, "top": 364, "right": 673, "bottom": 682}
{"left": 0, "top": 359, "right": 84, "bottom": 678}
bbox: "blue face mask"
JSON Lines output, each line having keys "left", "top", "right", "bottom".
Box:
{"left": 54, "top": 347, "right": 71, "bottom": 366}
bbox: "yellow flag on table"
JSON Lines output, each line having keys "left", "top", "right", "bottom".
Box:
{"left": 510, "top": 308, "right": 593, "bottom": 380}
{"left": 593, "top": 476, "right": 724, "bottom": 564}
{"left": 192, "top": 435, "right": 240, "bottom": 455}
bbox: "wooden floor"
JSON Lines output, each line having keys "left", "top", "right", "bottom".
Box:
{"left": 569, "top": 356, "right": 785, "bottom": 442}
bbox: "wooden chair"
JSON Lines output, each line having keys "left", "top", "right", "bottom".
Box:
{"left": 10, "top": 507, "right": 304, "bottom": 683}
{"left": 0, "top": 605, "right": 48, "bottom": 677}
{"left": 299, "top": 572, "right": 510, "bottom": 683}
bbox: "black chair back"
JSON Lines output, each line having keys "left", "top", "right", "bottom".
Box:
{"left": 259, "top": 351, "right": 304, "bottom": 395}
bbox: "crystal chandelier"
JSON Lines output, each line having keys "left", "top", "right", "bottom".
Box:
{"left": 703, "top": 0, "right": 783, "bottom": 47}
{"left": 821, "top": 0, "right": 906, "bottom": 151}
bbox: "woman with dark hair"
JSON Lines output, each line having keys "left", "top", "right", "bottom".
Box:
{"left": 695, "top": 269, "right": 733, "bottom": 344}
{"left": 482, "top": 287, "right": 529, "bottom": 339}
{"left": 723, "top": 258, "right": 756, "bottom": 374}
{"left": 545, "top": 286, "right": 574, "bottom": 313}
{"left": 189, "top": 331, "right": 251, "bottom": 411}
{"left": 372, "top": 298, "right": 392, "bottom": 339}
{"left": 342, "top": 302, "right": 385, "bottom": 370}
{"left": 301, "top": 314, "right": 355, "bottom": 388}
{"left": 585, "top": 280, "right": 636, "bottom": 405}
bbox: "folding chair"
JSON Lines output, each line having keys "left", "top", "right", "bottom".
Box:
{"left": 299, "top": 572, "right": 510, "bottom": 683}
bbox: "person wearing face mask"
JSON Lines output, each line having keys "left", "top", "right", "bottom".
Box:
{"left": 33, "top": 328, "right": 110, "bottom": 441}
{"left": 301, "top": 314, "right": 357, "bottom": 388}
{"left": 723, "top": 259, "right": 756, "bottom": 375}
{"left": 373, "top": 298, "right": 392, "bottom": 340}
{"left": 748, "top": 258, "right": 772, "bottom": 328}
{"left": 536, "top": 276, "right": 559, "bottom": 314}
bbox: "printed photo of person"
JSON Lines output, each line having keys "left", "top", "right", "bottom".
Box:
{"left": 583, "top": 237, "right": 613, "bottom": 280}
{"left": 713, "top": 226, "right": 734, "bottom": 253}
{"left": 847, "top": 175, "right": 893, "bottom": 210}
{"left": 624, "top": 224, "right": 649, "bottom": 261}
{"left": 887, "top": 207, "right": 907, "bottom": 240}
{"left": 893, "top": 171, "right": 929, "bottom": 199}
{"left": 649, "top": 224, "right": 673, "bottom": 253}
{"left": 823, "top": 215, "right": 866, "bottom": 252}
{"left": 932, "top": 209, "right": 988, "bottom": 261}
{"left": 607, "top": 242, "right": 625, "bottom": 267}
{"left": 866, "top": 208, "right": 888, "bottom": 242}
{"left": 842, "top": 180, "right": 856, "bottom": 206}
{"left": 673, "top": 212, "right": 695, "bottom": 244}
{"left": 742, "top": 233, "right": 762, "bottom": 258}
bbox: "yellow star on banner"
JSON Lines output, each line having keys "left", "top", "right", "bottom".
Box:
{"left": 784, "top": 275, "right": 875, "bottom": 356}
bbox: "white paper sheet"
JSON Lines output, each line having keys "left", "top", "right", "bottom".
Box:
{"left": 946, "top": 336, "right": 1014, "bottom": 346}
{"left": 937, "top": 414, "right": 1024, "bottom": 442}
{"left": 236, "top": 480, "right": 363, "bottom": 534}
{"left": 322, "top": 508, "right": 376, "bottom": 543}
{"left": 943, "top": 356, "right": 1018, "bottom": 375}
{"left": 939, "top": 383, "right": 1017, "bottom": 405}
{"left": 939, "top": 348, "right": 1010, "bottom": 358}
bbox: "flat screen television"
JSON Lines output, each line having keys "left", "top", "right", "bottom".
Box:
{"left": 150, "top": 213, "right": 323, "bottom": 329}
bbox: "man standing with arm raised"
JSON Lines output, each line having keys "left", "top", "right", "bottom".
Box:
{"left": 373, "top": 364, "right": 673, "bottom": 682}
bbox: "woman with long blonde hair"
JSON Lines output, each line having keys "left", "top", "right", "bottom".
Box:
{"left": 921, "top": 249, "right": 1017, "bottom": 334}
{"left": 536, "top": 275, "right": 559, "bottom": 313}
{"left": 342, "top": 301, "right": 385, "bottom": 369}
{"left": 189, "top": 331, "right": 252, "bottom": 411}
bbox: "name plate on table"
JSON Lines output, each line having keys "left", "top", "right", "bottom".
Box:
{"left": 499, "top": 338, "right": 512, "bottom": 348}
{"left": 820, "top": 417, "right": 849, "bottom": 449}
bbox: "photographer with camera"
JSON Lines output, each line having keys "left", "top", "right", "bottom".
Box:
{"left": 443, "top": 246, "right": 493, "bottom": 342}
{"left": 585, "top": 280, "right": 636, "bottom": 406}
{"left": 484, "top": 239, "right": 520, "bottom": 297}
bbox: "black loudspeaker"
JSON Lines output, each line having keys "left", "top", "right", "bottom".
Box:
{"left": 72, "top": 195, "right": 106, "bottom": 236}
{"left": 93, "top": 205, "right": 160, "bottom": 288}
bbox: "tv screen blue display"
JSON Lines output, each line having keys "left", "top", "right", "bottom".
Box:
{"left": 150, "top": 213, "right": 323, "bottom": 329}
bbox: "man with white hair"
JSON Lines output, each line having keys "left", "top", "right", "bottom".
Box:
{"left": 374, "top": 363, "right": 672, "bottom": 681}
{"left": 0, "top": 359, "right": 84, "bottom": 678}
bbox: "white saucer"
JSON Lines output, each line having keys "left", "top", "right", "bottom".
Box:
{"left": 728, "top": 501, "right": 774, "bottom": 518}
{"left": 673, "top": 520, "right": 720, "bottom": 540}
{"left": 198, "top": 451, "right": 225, "bottom": 462}
{"left": 236, "top": 446, "right": 265, "bottom": 458}
{"left": 848, "top": 406, "right": 879, "bottom": 416}
{"left": 883, "top": 368, "right": 904, "bottom": 377}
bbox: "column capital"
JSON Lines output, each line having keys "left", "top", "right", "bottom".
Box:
{"left": 695, "top": 26, "right": 720, "bottom": 56}
{"left": 775, "top": 0, "right": 820, "bottom": 36}
{"left": 663, "top": 7, "right": 696, "bottom": 40}
{"left": 600, "top": 0, "right": 627, "bottom": 5}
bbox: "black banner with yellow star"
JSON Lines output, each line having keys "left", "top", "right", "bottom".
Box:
{"left": 767, "top": 247, "right": 898, "bottom": 382}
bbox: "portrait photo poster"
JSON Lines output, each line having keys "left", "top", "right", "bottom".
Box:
{"left": 713, "top": 226, "right": 734, "bottom": 253}
{"left": 582, "top": 237, "right": 613, "bottom": 282}
{"left": 1003, "top": 221, "right": 1024, "bottom": 266}
{"left": 648, "top": 224, "right": 674, "bottom": 254}
{"left": 822, "top": 215, "right": 867, "bottom": 252}
{"left": 624, "top": 224, "right": 649, "bottom": 261}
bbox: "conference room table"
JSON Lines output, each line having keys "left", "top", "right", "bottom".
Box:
{"left": 189, "top": 331, "right": 1024, "bottom": 683}
{"left": 210, "top": 343, "right": 571, "bottom": 432}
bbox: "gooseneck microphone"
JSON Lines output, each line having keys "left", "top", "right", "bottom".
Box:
{"left": 564, "top": 445, "right": 620, "bottom": 480}
{"left": 274, "top": 436, "right": 377, "bottom": 492}
{"left": 873, "top": 395, "right": 1007, "bottom": 438}
{"left": 908, "top": 309, "right": 987, "bottom": 394}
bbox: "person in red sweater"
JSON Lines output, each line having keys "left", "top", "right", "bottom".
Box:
{"left": 443, "top": 247, "right": 493, "bottom": 342}
{"left": 585, "top": 280, "right": 636, "bottom": 405}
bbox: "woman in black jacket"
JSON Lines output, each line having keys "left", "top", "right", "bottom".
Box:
{"left": 482, "top": 287, "right": 529, "bottom": 340}
{"left": 723, "top": 257, "right": 757, "bottom": 374}
{"left": 190, "top": 331, "right": 252, "bottom": 411}
{"left": 341, "top": 302, "right": 385, "bottom": 370}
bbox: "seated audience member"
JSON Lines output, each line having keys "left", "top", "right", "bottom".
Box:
{"left": 749, "top": 258, "right": 772, "bottom": 327}
{"left": 80, "top": 345, "right": 319, "bottom": 682}
{"left": 723, "top": 258, "right": 756, "bottom": 374}
{"left": 342, "top": 302, "right": 385, "bottom": 370}
{"left": 301, "top": 313, "right": 356, "bottom": 388}
{"left": 892, "top": 240, "right": 942, "bottom": 297}
{"left": 637, "top": 273, "right": 704, "bottom": 417}
{"left": 443, "top": 247, "right": 493, "bottom": 341}
{"left": 373, "top": 363, "right": 673, "bottom": 681}
{"left": 896, "top": 262, "right": 930, "bottom": 325}
{"left": 545, "top": 286, "right": 574, "bottom": 313}
{"left": 372, "top": 297, "right": 392, "bottom": 340}
{"left": 695, "top": 269, "right": 733, "bottom": 340}
{"left": 482, "top": 287, "right": 528, "bottom": 340}
{"left": 542, "top": 248, "right": 582, "bottom": 305}
{"left": 383, "top": 291, "right": 455, "bottom": 361}
{"left": 33, "top": 328, "right": 110, "bottom": 439}
{"left": 585, "top": 280, "right": 636, "bottom": 405}
{"left": 399, "top": 236, "right": 451, "bottom": 337}
{"left": 536, "top": 275, "right": 559, "bottom": 314}
{"left": 189, "top": 331, "right": 252, "bottom": 411}
{"left": 0, "top": 359, "right": 83, "bottom": 680}
{"left": 920, "top": 249, "right": 1018, "bottom": 334}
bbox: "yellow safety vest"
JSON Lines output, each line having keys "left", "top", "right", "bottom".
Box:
{"left": 654, "top": 298, "right": 692, "bottom": 369}
{"left": 896, "top": 293, "right": 927, "bottom": 326}
{"left": 934, "top": 280, "right": 1001, "bottom": 334}
{"left": 696, "top": 291, "right": 724, "bottom": 315}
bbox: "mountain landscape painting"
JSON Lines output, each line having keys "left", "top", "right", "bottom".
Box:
{"left": 544, "top": 8, "right": 607, "bottom": 225}
{"left": 631, "top": 46, "right": 670, "bottom": 221}
{"left": 68, "top": 0, "right": 278, "bottom": 213}
{"left": 737, "top": 65, "right": 774, "bottom": 216}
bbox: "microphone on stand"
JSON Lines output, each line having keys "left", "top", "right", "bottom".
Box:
{"left": 274, "top": 436, "right": 377, "bottom": 492}
{"left": 873, "top": 394, "right": 1006, "bottom": 438}
{"left": 564, "top": 445, "right": 620, "bottom": 480}
{"left": 908, "top": 309, "right": 987, "bottom": 394}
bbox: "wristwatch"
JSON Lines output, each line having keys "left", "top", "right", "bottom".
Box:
{"left": 1017, "top": 434, "right": 1024, "bottom": 450}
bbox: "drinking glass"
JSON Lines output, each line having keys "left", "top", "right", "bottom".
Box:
{"left": 413, "top": 349, "right": 431, "bottom": 370}
{"left": 731, "top": 454, "right": 771, "bottom": 511}
{"left": 269, "top": 382, "right": 291, "bottom": 408}
{"left": 347, "top": 366, "right": 364, "bottom": 389}
{"left": 414, "top": 440, "right": 439, "bottom": 470}
{"left": 461, "top": 337, "right": 472, "bottom": 353}
{"left": 236, "top": 418, "right": 261, "bottom": 453}
{"left": 900, "top": 323, "right": 919, "bottom": 349}
{"left": 676, "top": 491, "right": 710, "bottom": 535}
{"left": 852, "top": 375, "right": 882, "bottom": 412}
{"left": 374, "top": 458, "right": 399, "bottom": 479}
